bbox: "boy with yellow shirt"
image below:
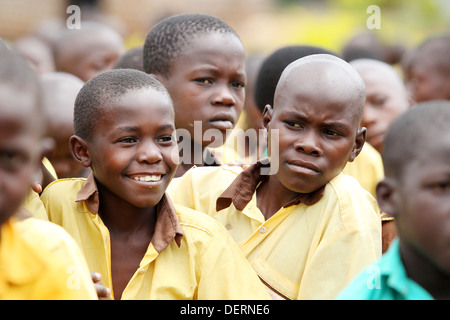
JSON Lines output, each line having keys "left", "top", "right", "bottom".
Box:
{"left": 0, "top": 40, "right": 96, "bottom": 299}
{"left": 168, "top": 54, "right": 382, "bottom": 299}
{"left": 41, "top": 68, "right": 270, "bottom": 300}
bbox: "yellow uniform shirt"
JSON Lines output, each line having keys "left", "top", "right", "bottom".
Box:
{"left": 168, "top": 162, "right": 382, "bottom": 300}
{"left": 22, "top": 189, "right": 49, "bottom": 221}
{"left": 41, "top": 175, "right": 270, "bottom": 300}
{"left": 342, "top": 142, "right": 384, "bottom": 198}
{"left": 0, "top": 216, "right": 97, "bottom": 300}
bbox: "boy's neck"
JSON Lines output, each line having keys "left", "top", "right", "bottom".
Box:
{"left": 400, "top": 241, "right": 450, "bottom": 299}
{"left": 256, "top": 175, "right": 305, "bottom": 220}
{"left": 97, "top": 183, "right": 157, "bottom": 235}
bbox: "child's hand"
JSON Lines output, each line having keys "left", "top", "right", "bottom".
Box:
{"left": 91, "top": 272, "right": 112, "bottom": 300}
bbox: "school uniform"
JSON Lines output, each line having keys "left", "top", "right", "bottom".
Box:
{"left": 342, "top": 142, "right": 384, "bottom": 198}
{"left": 168, "top": 160, "right": 382, "bottom": 299}
{"left": 23, "top": 189, "right": 48, "bottom": 221}
{"left": 0, "top": 213, "right": 97, "bottom": 299}
{"left": 40, "top": 175, "right": 270, "bottom": 300}
{"left": 336, "top": 239, "right": 433, "bottom": 300}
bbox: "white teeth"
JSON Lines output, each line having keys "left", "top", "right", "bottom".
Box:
{"left": 132, "top": 175, "right": 161, "bottom": 182}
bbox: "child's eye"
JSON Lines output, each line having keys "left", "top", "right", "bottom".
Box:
{"left": 430, "top": 182, "right": 450, "bottom": 194}
{"left": 323, "top": 129, "right": 341, "bottom": 137}
{"left": 157, "top": 136, "right": 174, "bottom": 143}
{"left": 285, "top": 121, "right": 302, "bottom": 128}
{"left": 232, "top": 81, "right": 245, "bottom": 89}
{"left": 0, "top": 151, "right": 28, "bottom": 171}
{"left": 371, "top": 97, "right": 387, "bottom": 107}
{"left": 117, "top": 137, "right": 137, "bottom": 144}
{"left": 195, "top": 78, "right": 213, "bottom": 85}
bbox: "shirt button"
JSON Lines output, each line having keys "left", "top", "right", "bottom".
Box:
{"left": 138, "top": 268, "right": 145, "bottom": 275}
{"left": 259, "top": 226, "right": 267, "bottom": 234}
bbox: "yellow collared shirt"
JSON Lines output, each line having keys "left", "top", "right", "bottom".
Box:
{"left": 0, "top": 217, "right": 97, "bottom": 300}
{"left": 41, "top": 177, "right": 270, "bottom": 300}
{"left": 342, "top": 142, "right": 384, "bottom": 198}
{"left": 168, "top": 164, "right": 382, "bottom": 300}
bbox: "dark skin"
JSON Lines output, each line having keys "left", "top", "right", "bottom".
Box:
{"left": 71, "top": 88, "right": 178, "bottom": 299}
{"left": 256, "top": 57, "right": 366, "bottom": 220}
{"left": 376, "top": 134, "right": 450, "bottom": 299}
{"left": 97, "top": 181, "right": 156, "bottom": 299}
{"left": 155, "top": 33, "right": 246, "bottom": 177}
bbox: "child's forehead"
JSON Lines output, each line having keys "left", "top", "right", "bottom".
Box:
{"left": 181, "top": 32, "right": 243, "bottom": 56}
{"left": 275, "top": 57, "right": 365, "bottom": 124}
{"left": 0, "top": 89, "right": 41, "bottom": 135}
{"left": 278, "top": 60, "right": 364, "bottom": 102}
{"left": 109, "top": 87, "right": 173, "bottom": 115}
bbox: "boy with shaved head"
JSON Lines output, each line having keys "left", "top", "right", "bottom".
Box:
{"left": 351, "top": 58, "right": 411, "bottom": 252}
{"left": 337, "top": 101, "right": 450, "bottom": 300}
{"left": 168, "top": 54, "right": 381, "bottom": 300}
{"left": 351, "top": 58, "right": 410, "bottom": 155}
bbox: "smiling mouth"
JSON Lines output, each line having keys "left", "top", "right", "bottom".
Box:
{"left": 129, "top": 174, "right": 163, "bottom": 182}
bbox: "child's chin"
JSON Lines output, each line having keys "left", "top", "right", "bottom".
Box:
{"left": 131, "top": 194, "right": 164, "bottom": 209}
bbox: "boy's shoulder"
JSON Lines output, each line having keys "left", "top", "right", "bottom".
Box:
{"left": 325, "top": 172, "right": 380, "bottom": 222}
{"left": 42, "top": 177, "right": 87, "bottom": 198}
{"left": 173, "top": 203, "right": 231, "bottom": 238}
{"left": 327, "top": 172, "right": 377, "bottom": 200}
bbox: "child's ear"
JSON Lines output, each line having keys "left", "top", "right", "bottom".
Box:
{"left": 376, "top": 178, "right": 399, "bottom": 219}
{"left": 70, "top": 135, "right": 91, "bottom": 168}
{"left": 262, "top": 104, "right": 273, "bottom": 130}
{"left": 348, "top": 127, "right": 366, "bottom": 162}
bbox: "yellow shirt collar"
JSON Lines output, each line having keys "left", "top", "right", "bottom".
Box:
{"left": 216, "top": 158, "right": 325, "bottom": 212}
{"left": 75, "top": 174, "right": 183, "bottom": 253}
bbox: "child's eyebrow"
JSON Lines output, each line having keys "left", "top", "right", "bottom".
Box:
{"left": 321, "top": 120, "right": 351, "bottom": 130}
{"left": 283, "top": 111, "right": 351, "bottom": 130}
{"left": 192, "top": 65, "right": 246, "bottom": 79}
{"left": 115, "top": 124, "right": 175, "bottom": 132}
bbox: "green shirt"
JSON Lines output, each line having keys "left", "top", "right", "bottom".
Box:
{"left": 336, "top": 239, "right": 434, "bottom": 300}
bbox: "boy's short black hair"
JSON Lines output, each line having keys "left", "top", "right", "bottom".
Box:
{"left": 143, "top": 13, "right": 239, "bottom": 77}
{"left": 74, "top": 68, "right": 171, "bottom": 141}
{"left": 254, "top": 45, "right": 338, "bottom": 113}
{"left": 383, "top": 100, "right": 450, "bottom": 179}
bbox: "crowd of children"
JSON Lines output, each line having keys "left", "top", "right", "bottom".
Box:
{"left": 0, "top": 11, "right": 449, "bottom": 300}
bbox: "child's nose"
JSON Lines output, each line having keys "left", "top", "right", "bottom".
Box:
{"left": 136, "top": 141, "right": 163, "bottom": 164}
{"left": 294, "top": 131, "right": 322, "bottom": 156}
{"left": 211, "top": 85, "right": 236, "bottom": 107}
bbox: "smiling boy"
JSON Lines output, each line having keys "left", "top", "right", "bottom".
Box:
{"left": 41, "top": 69, "right": 270, "bottom": 300}
{"left": 144, "top": 13, "right": 246, "bottom": 176}
{"left": 168, "top": 54, "right": 381, "bottom": 299}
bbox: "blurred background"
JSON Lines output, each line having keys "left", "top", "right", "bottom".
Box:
{"left": 0, "top": 0, "right": 449, "bottom": 58}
